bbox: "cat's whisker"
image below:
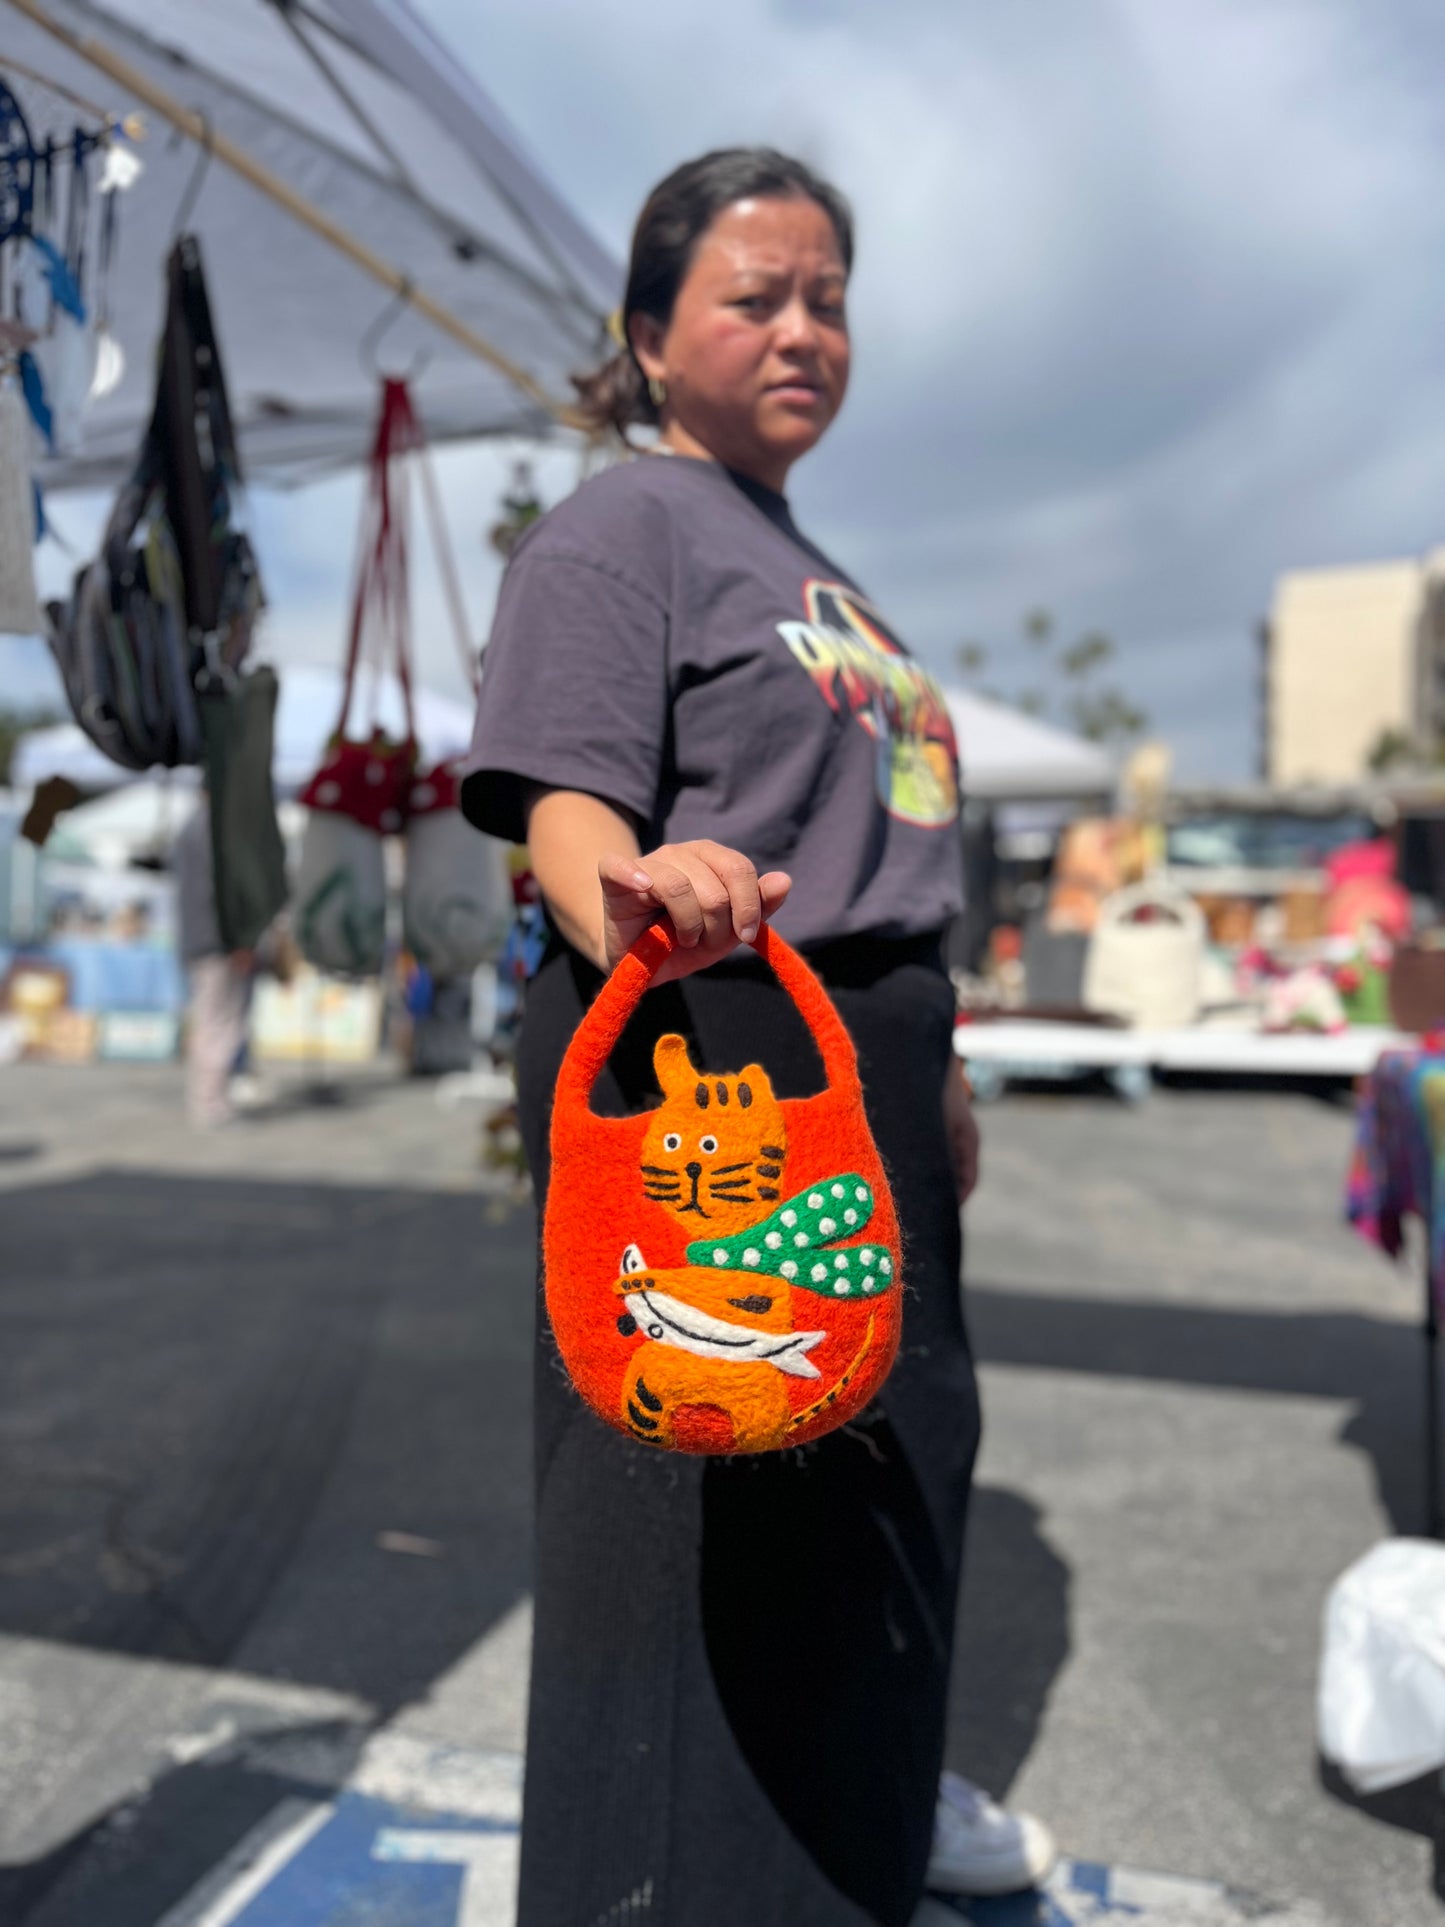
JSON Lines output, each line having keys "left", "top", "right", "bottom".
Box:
{"left": 711, "top": 1160, "right": 754, "bottom": 1176}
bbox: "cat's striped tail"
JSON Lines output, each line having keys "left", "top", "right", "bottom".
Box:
{"left": 787, "top": 1314, "right": 876, "bottom": 1435}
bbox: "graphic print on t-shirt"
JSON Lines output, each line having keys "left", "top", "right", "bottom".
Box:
{"left": 777, "top": 581, "right": 960, "bottom": 828}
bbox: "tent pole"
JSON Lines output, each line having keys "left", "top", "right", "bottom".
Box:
{"left": 2, "top": 0, "right": 585, "bottom": 430}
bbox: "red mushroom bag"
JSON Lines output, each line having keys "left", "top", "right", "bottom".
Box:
{"left": 544, "top": 922, "right": 902, "bottom": 1454}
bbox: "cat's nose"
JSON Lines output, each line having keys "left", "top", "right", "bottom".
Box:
{"left": 685, "top": 1161, "right": 702, "bottom": 1179}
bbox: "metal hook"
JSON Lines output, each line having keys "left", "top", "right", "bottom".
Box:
{"left": 360, "top": 277, "right": 432, "bottom": 384}
{"left": 170, "top": 109, "right": 212, "bottom": 240}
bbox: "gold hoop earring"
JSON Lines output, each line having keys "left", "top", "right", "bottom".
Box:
{"left": 647, "top": 375, "right": 667, "bottom": 409}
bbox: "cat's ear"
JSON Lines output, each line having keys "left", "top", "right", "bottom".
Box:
{"left": 735, "top": 1064, "right": 776, "bottom": 1110}
{"left": 653, "top": 1033, "right": 697, "bottom": 1094}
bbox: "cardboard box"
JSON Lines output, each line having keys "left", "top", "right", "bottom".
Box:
{"left": 36, "top": 1010, "right": 99, "bottom": 1065}
{"left": 251, "top": 969, "right": 383, "bottom": 1064}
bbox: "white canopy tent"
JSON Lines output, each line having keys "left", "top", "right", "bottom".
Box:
{"left": 0, "top": 0, "right": 621, "bottom": 489}
{"left": 943, "top": 685, "right": 1117, "bottom": 803}
{"left": 17, "top": 675, "right": 1117, "bottom": 808}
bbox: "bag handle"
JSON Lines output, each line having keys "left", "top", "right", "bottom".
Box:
{"left": 554, "top": 920, "right": 862, "bottom": 1119}
{"left": 336, "top": 378, "right": 419, "bottom": 747}
{"left": 1095, "top": 881, "right": 1205, "bottom": 935}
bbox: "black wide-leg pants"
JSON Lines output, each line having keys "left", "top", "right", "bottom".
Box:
{"left": 513, "top": 937, "right": 982, "bottom": 1927}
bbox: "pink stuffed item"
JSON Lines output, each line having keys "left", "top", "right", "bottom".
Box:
{"left": 1326, "top": 875, "right": 1411, "bottom": 944}
{"left": 1326, "top": 840, "right": 1395, "bottom": 888}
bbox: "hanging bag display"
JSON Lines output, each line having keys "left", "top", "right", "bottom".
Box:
{"left": 544, "top": 922, "right": 903, "bottom": 1455}
{"left": 47, "top": 446, "right": 199, "bottom": 772}
{"left": 295, "top": 379, "right": 418, "bottom": 976}
{"left": 45, "top": 235, "right": 261, "bottom": 771}
{"left": 397, "top": 383, "right": 509, "bottom": 979}
{"left": 293, "top": 812, "right": 387, "bottom": 977}
{"left": 403, "top": 759, "right": 512, "bottom": 978}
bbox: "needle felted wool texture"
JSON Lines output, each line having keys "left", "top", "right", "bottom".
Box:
{"left": 544, "top": 922, "right": 902, "bottom": 1453}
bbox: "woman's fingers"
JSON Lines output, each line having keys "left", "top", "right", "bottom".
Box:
{"left": 693, "top": 841, "right": 763, "bottom": 945}
{"left": 598, "top": 851, "right": 656, "bottom": 905}
{"left": 647, "top": 855, "right": 714, "bottom": 948}
{"left": 758, "top": 870, "right": 792, "bottom": 916}
{"left": 599, "top": 844, "right": 793, "bottom": 974}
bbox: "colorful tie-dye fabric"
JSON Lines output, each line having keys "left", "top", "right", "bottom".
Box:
{"left": 1347, "top": 1049, "right": 1445, "bottom": 1314}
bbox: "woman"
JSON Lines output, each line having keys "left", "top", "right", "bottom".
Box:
{"left": 462, "top": 147, "right": 1053, "bottom": 1926}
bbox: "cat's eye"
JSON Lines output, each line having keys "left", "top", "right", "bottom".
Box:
{"left": 663, "top": 1132, "right": 681, "bottom": 1153}
{"left": 700, "top": 1135, "right": 719, "bottom": 1154}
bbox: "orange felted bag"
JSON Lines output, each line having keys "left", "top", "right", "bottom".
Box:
{"left": 545, "top": 922, "right": 903, "bottom": 1454}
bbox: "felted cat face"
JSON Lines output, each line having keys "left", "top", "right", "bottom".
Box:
{"left": 640, "top": 1035, "right": 787, "bottom": 1234}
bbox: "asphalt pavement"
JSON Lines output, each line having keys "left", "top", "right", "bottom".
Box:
{"left": 0, "top": 1057, "right": 1438, "bottom": 1925}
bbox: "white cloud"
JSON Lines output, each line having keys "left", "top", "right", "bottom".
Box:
{"left": 404, "top": 0, "right": 1445, "bottom": 777}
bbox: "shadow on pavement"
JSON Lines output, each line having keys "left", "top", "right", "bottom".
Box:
{"left": 0, "top": 1168, "right": 536, "bottom": 1710}
{"left": 967, "top": 1284, "right": 1435, "bottom": 1536}
{"left": 0, "top": 1718, "right": 371, "bottom": 1927}
{"left": 1316, "top": 1759, "right": 1445, "bottom": 1902}
{"left": 969, "top": 1280, "right": 1445, "bottom": 1880}
{"left": 947, "top": 1485, "right": 1072, "bottom": 1800}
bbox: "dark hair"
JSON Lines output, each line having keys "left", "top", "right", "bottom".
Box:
{"left": 572, "top": 146, "right": 854, "bottom": 439}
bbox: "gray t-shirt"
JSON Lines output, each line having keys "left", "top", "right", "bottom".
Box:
{"left": 460, "top": 453, "right": 963, "bottom": 948}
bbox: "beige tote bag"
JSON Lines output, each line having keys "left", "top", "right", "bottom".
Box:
{"left": 1083, "top": 883, "right": 1205, "bottom": 1030}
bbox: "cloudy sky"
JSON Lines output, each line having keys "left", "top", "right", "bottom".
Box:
{"left": 11, "top": 0, "right": 1445, "bottom": 779}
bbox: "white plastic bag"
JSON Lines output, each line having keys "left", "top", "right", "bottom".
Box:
{"left": 403, "top": 806, "right": 512, "bottom": 979}
{"left": 33, "top": 307, "right": 95, "bottom": 457}
{"left": 1318, "top": 1537, "right": 1445, "bottom": 1792}
{"left": 294, "top": 811, "right": 387, "bottom": 978}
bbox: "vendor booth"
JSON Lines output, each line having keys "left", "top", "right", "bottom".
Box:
{"left": 0, "top": 0, "right": 619, "bottom": 1072}
{"left": 0, "top": 0, "right": 617, "bottom": 490}
{"left": 951, "top": 773, "right": 1443, "bottom": 1100}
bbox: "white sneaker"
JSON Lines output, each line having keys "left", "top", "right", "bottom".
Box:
{"left": 926, "top": 1771, "right": 1058, "bottom": 1897}
{"left": 227, "top": 1073, "right": 268, "bottom": 1112}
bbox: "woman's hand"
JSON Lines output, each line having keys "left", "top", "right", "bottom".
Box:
{"left": 600, "top": 841, "right": 791, "bottom": 984}
{"left": 943, "top": 1055, "right": 980, "bottom": 1205}
{"left": 522, "top": 790, "right": 789, "bottom": 982}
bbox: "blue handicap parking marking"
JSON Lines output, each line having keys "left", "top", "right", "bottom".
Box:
{"left": 937, "top": 1856, "right": 1206, "bottom": 1923}
{"left": 935, "top": 1854, "right": 1321, "bottom": 1925}
{"left": 223, "top": 1791, "right": 517, "bottom": 1927}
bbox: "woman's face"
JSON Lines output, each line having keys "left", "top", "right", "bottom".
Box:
{"left": 632, "top": 194, "right": 851, "bottom": 491}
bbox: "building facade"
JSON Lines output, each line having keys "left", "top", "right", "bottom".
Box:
{"left": 1262, "top": 557, "right": 1439, "bottom": 784}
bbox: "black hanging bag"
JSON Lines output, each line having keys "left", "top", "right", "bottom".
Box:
{"left": 47, "top": 234, "right": 262, "bottom": 769}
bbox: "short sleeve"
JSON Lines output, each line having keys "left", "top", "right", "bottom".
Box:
{"left": 459, "top": 548, "right": 669, "bottom": 843}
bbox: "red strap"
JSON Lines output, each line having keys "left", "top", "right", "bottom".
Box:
{"left": 335, "top": 378, "right": 419, "bottom": 747}
{"left": 553, "top": 922, "right": 863, "bottom": 1119}
{"left": 414, "top": 417, "right": 479, "bottom": 697}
